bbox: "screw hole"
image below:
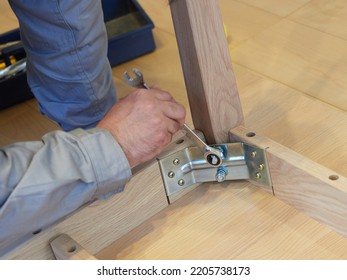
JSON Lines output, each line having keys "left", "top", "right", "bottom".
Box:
{"left": 67, "top": 245, "right": 77, "bottom": 253}
{"left": 246, "top": 132, "right": 256, "bottom": 137}
{"left": 176, "top": 139, "right": 184, "bottom": 144}
{"left": 32, "top": 229, "right": 42, "bottom": 235}
{"left": 329, "top": 175, "right": 339, "bottom": 181}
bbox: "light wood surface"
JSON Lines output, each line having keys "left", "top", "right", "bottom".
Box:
{"left": 170, "top": 0, "right": 243, "bottom": 144}
{"left": 231, "top": 125, "right": 347, "bottom": 237}
{"left": 2, "top": 158, "right": 168, "bottom": 259}
{"left": 50, "top": 234, "right": 97, "bottom": 260}
{"left": 2, "top": 0, "right": 347, "bottom": 259}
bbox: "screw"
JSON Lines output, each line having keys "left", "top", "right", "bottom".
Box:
{"left": 173, "top": 158, "right": 180, "bottom": 165}
{"left": 168, "top": 171, "right": 175, "bottom": 178}
{"left": 215, "top": 166, "right": 228, "bottom": 183}
{"left": 178, "top": 179, "right": 185, "bottom": 186}
{"left": 258, "top": 164, "right": 265, "bottom": 171}
{"left": 250, "top": 151, "right": 257, "bottom": 158}
{"left": 255, "top": 172, "right": 262, "bottom": 179}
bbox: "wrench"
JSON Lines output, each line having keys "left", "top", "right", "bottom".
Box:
{"left": 123, "top": 68, "right": 223, "bottom": 166}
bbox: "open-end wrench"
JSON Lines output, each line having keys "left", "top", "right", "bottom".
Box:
{"left": 123, "top": 68, "right": 223, "bottom": 166}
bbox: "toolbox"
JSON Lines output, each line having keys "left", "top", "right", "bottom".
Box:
{"left": 0, "top": 0, "right": 155, "bottom": 110}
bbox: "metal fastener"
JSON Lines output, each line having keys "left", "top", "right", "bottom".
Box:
{"left": 168, "top": 171, "right": 175, "bottom": 178}
{"left": 215, "top": 166, "right": 228, "bottom": 183}
{"left": 173, "top": 158, "right": 180, "bottom": 165}
{"left": 250, "top": 151, "right": 257, "bottom": 158}
{"left": 255, "top": 172, "right": 262, "bottom": 179}
{"left": 258, "top": 164, "right": 265, "bottom": 171}
{"left": 178, "top": 179, "right": 185, "bottom": 186}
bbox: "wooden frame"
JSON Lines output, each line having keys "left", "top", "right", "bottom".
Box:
{"left": 3, "top": 0, "right": 347, "bottom": 259}
{"left": 170, "top": 0, "right": 243, "bottom": 144}
{"left": 170, "top": 0, "right": 347, "bottom": 237}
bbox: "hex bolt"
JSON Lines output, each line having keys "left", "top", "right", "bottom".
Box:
{"left": 215, "top": 166, "right": 228, "bottom": 183}
{"left": 178, "top": 179, "right": 185, "bottom": 186}
{"left": 168, "top": 171, "right": 175, "bottom": 178}
{"left": 173, "top": 158, "right": 180, "bottom": 165}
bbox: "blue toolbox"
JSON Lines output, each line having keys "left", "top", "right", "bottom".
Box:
{"left": 0, "top": 0, "right": 155, "bottom": 109}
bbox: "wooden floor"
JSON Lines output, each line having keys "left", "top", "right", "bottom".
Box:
{"left": 2, "top": 0, "right": 347, "bottom": 259}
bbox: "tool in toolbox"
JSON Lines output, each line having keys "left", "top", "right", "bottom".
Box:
{"left": 123, "top": 68, "right": 223, "bottom": 167}
{"left": 123, "top": 68, "right": 272, "bottom": 196}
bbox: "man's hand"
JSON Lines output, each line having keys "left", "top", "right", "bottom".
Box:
{"left": 97, "top": 87, "right": 186, "bottom": 167}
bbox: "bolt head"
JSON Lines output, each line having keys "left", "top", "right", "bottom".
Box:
{"left": 250, "top": 151, "right": 257, "bottom": 158}
{"left": 168, "top": 171, "right": 175, "bottom": 178}
{"left": 173, "top": 158, "right": 180, "bottom": 165}
{"left": 178, "top": 179, "right": 185, "bottom": 186}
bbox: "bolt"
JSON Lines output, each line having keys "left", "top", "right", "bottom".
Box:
{"left": 250, "top": 151, "right": 257, "bottom": 158}
{"left": 168, "top": 171, "right": 175, "bottom": 178}
{"left": 258, "top": 164, "right": 265, "bottom": 171}
{"left": 210, "top": 155, "right": 219, "bottom": 165}
{"left": 255, "top": 172, "right": 262, "bottom": 180}
{"left": 178, "top": 179, "right": 185, "bottom": 186}
{"left": 173, "top": 158, "right": 180, "bottom": 165}
{"left": 215, "top": 166, "right": 228, "bottom": 183}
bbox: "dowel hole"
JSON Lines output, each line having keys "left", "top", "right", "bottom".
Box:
{"left": 246, "top": 132, "right": 256, "bottom": 137}
{"left": 67, "top": 245, "right": 77, "bottom": 253}
{"left": 176, "top": 139, "right": 184, "bottom": 144}
{"left": 329, "top": 175, "right": 339, "bottom": 181}
{"left": 32, "top": 229, "right": 42, "bottom": 235}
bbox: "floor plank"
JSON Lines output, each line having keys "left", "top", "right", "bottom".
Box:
{"left": 236, "top": 0, "right": 312, "bottom": 17}
{"left": 289, "top": 0, "right": 347, "bottom": 40}
{"left": 231, "top": 19, "right": 347, "bottom": 112}
{"left": 219, "top": 0, "right": 281, "bottom": 48}
{"left": 3, "top": 0, "right": 347, "bottom": 260}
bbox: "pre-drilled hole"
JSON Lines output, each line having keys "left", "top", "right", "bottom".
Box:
{"left": 32, "top": 229, "right": 42, "bottom": 235}
{"left": 67, "top": 245, "right": 77, "bottom": 253}
{"left": 329, "top": 175, "right": 339, "bottom": 181}
{"left": 246, "top": 132, "right": 256, "bottom": 137}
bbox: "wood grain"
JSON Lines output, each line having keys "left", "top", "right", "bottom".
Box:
{"left": 236, "top": 0, "right": 311, "bottom": 17}
{"left": 289, "top": 0, "right": 347, "bottom": 40}
{"left": 2, "top": 161, "right": 168, "bottom": 259}
{"left": 232, "top": 19, "right": 347, "bottom": 112}
{"left": 3, "top": 0, "right": 347, "bottom": 260}
{"left": 230, "top": 125, "right": 347, "bottom": 237}
{"left": 170, "top": 0, "right": 244, "bottom": 144}
{"left": 50, "top": 234, "right": 97, "bottom": 260}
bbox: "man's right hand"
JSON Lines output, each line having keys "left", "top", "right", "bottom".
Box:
{"left": 97, "top": 87, "right": 186, "bottom": 168}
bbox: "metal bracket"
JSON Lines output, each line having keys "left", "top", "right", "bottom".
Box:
{"left": 158, "top": 142, "right": 272, "bottom": 196}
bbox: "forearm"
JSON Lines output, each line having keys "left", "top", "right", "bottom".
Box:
{"left": 0, "top": 128, "right": 131, "bottom": 254}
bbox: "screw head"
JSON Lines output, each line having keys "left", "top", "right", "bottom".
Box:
{"left": 255, "top": 172, "right": 262, "bottom": 179}
{"left": 168, "top": 171, "right": 175, "bottom": 178}
{"left": 173, "top": 158, "right": 180, "bottom": 165}
{"left": 250, "top": 151, "right": 257, "bottom": 158}
{"left": 258, "top": 164, "right": 265, "bottom": 171}
{"left": 178, "top": 179, "right": 185, "bottom": 186}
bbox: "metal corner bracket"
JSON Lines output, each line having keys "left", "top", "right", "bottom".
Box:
{"left": 158, "top": 142, "right": 272, "bottom": 196}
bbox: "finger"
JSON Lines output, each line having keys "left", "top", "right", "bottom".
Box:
{"left": 162, "top": 101, "right": 186, "bottom": 126}
{"left": 149, "top": 88, "right": 175, "bottom": 102}
{"left": 166, "top": 118, "right": 182, "bottom": 135}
